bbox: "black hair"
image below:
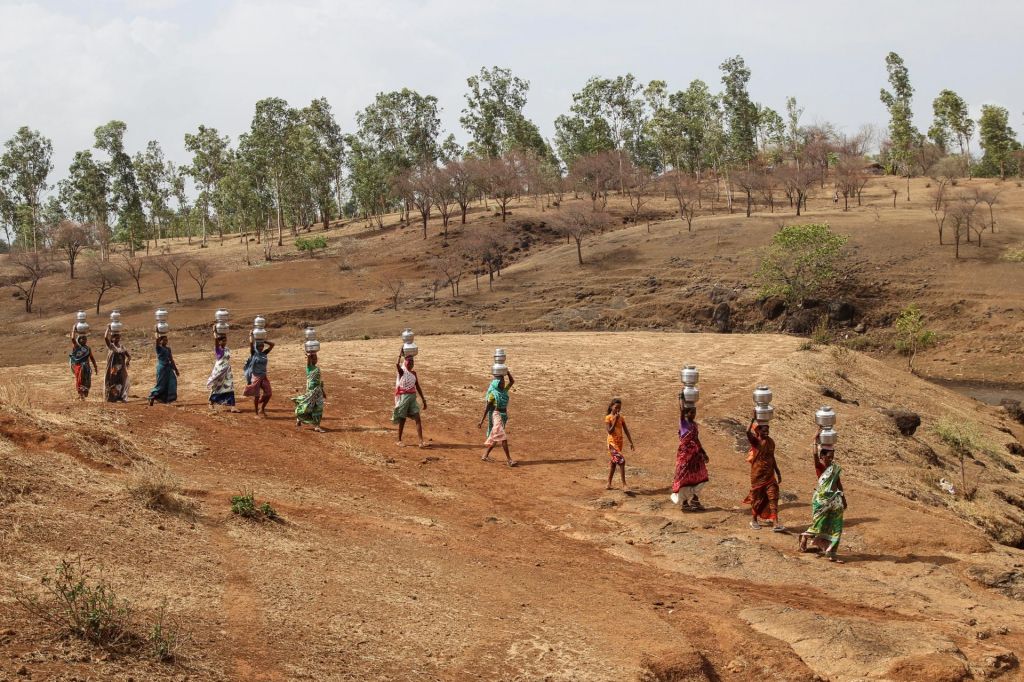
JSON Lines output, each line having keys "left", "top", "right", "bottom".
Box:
{"left": 607, "top": 397, "right": 622, "bottom": 415}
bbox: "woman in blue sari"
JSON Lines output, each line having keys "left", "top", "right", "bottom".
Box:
{"left": 148, "top": 331, "right": 179, "bottom": 405}
{"left": 68, "top": 326, "right": 97, "bottom": 400}
{"left": 478, "top": 371, "right": 516, "bottom": 467}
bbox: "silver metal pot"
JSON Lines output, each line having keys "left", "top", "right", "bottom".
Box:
{"left": 215, "top": 308, "right": 230, "bottom": 322}
{"left": 493, "top": 347, "right": 506, "bottom": 362}
{"left": 304, "top": 340, "right": 321, "bottom": 354}
{"left": 253, "top": 315, "right": 266, "bottom": 329}
{"left": 402, "top": 328, "right": 415, "bottom": 344}
{"left": 155, "top": 308, "right": 169, "bottom": 322}
{"left": 74, "top": 321, "right": 90, "bottom": 334}
{"left": 491, "top": 363, "right": 508, "bottom": 377}
{"left": 215, "top": 322, "right": 229, "bottom": 335}
{"left": 402, "top": 342, "right": 418, "bottom": 357}
{"left": 755, "top": 404, "right": 775, "bottom": 422}
{"left": 75, "top": 311, "right": 88, "bottom": 322}
{"left": 304, "top": 327, "right": 317, "bottom": 341}
{"left": 156, "top": 321, "right": 169, "bottom": 335}
{"left": 109, "top": 321, "right": 124, "bottom": 334}
{"left": 753, "top": 385, "right": 773, "bottom": 406}
{"left": 252, "top": 328, "right": 267, "bottom": 341}
{"left": 819, "top": 428, "right": 838, "bottom": 446}
{"left": 109, "top": 310, "right": 121, "bottom": 323}
{"left": 682, "top": 385, "right": 699, "bottom": 403}
{"left": 681, "top": 365, "right": 699, "bottom": 386}
{"left": 815, "top": 406, "right": 837, "bottom": 428}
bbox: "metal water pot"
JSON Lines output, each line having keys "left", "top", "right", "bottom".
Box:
{"left": 155, "top": 308, "right": 168, "bottom": 322}
{"left": 682, "top": 385, "right": 699, "bottom": 404}
{"left": 304, "top": 340, "right": 321, "bottom": 354}
{"left": 755, "top": 404, "right": 775, "bottom": 422}
{"left": 491, "top": 363, "right": 508, "bottom": 377}
{"left": 215, "top": 322, "right": 229, "bottom": 336}
{"left": 109, "top": 321, "right": 124, "bottom": 334}
{"left": 819, "top": 428, "right": 838, "bottom": 446}
{"left": 253, "top": 315, "right": 266, "bottom": 329}
{"left": 74, "top": 321, "right": 90, "bottom": 335}
{"left": 215, "top": 309, "right": 230, "bottom": 322}
{"left": 753, "top": 385, "right": 773, "bottom": 406}
{"left": 304, "top": 327, "right": 317, "bottom": 341}
{"left": 402, "top": 342, "right": 418, "bottom": 357}
{"left": 402, "top": 328, "right": 415, "bottom": 344}
{"left": 815, "top": 406, "right": 836, "bottom": 428}
{"left": 252, "top": 328, "right": 267, "bottom": 341}
{"left": 493, "top": 347, "right": 506, "bottom": 363}
{"left": 109, "top": 310, "right": 121, "bottom": 323}
{"left": 75, "top": 311, "right": 88, "bottom": 322}
{"left": 680, "top": 365, "right": 699, "bottom": 386}
{"left": 156, "top": 321, "right": 170, "bottom": 335}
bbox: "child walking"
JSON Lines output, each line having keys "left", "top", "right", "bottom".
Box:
{"left": 605, "top": 398, "right": 634, "bottom": 490}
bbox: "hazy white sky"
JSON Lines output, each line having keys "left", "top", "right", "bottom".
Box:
{"left": 2, "top": 0, "right": 1022, "bottom": 178}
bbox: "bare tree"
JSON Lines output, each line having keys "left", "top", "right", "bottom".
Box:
{"left": 189, "top": 260, "right": 215, "bottom": 300}
{"left": 432, "top": 166, "right": 457, "bottom": 239}
{"left": 665, "top": 171, "right": 700, "bottom": 231}
{"left": 118, "top": 253, "right": 145, "bottom": 293}
{"left": 466, "top": 229, "right": 512, "bottom": 291}
{"left": 732, "top": 169, "right": 759, "bottom": 217}
{"left": 10, "top": 250, "right": 55, "bottom": 313}
{"left": 779, "top": 165, "right": 816, "bottom": 216}
{"left": 623, "top": 160, "right": 653, "bottom": 221}
{"left": 949, "top": 195, "right": 977, "bottom": 259}
{"left": 485, "top": 155, "right": 524, "bottom": 222}
{"left": 397, "top": 164, "right": 434, "bottom": 239}
{"left": 382, "top": 277, "right": 404, "bottom": 310}
{"left": 930, "top": 186, "right": 949, "bottom": 245}
{"left": 449, "top": 159, "right": 475, "bottom": 225}
{"left": 570, "top": 151, "right": 617, "bottom": 210}
{"left": 432, "top": 252, "right": 465, "bottom": 297}
{"left": 974, "top": 187, "right": 1001, "bottom": 233}
{"left": 555, "top": 208, "right": 612, "bottom": 265}
{"left": 52, "top": 221, "right": 91, "bottom": 279}
{"left": 86, "top": 258, "right": 125, "bottom": 314}
{"left": 153, "top": 253, "right": 191, "bottom": 303}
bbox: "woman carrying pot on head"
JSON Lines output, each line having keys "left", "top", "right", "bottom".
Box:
{"left": 671, "top": 400, "right": 709, "bottom": 511}
{"left": 103, "top": 324, "right": 131, "bottom": 402}
{"left": 148, "top": 329, "right": 179, "bottom": 406}
{"left": 392, "top": 350, "right": 427, "bottom": 447}
{"left": 293, "top": 350, "right": 326, "bottom": 432}
{"left": 479, "top": 370, "right": 516, "bottom": 467}
{"left": 799, "top": 430, "right": 848, "bottom": 563}
{"left": 207, "top": 328, "right": 239, "bottom": 412}
{"left": 743, "top": 409, "right": 785, "bottom": 532}
{"left": 68, "top": 326, "right": 98, "bottom": 400}
{"left": 242, "top": 331, "right": 274, "bottom": 417}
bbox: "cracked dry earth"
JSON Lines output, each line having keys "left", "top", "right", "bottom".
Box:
{"left": 2, "top": 332, "right": 1023, "bottom": 681}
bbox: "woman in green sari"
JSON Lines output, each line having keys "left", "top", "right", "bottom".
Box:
{"left": 478, "top": 371, "right": 515, "bottom": 467}
{"left": 293, "top": 351, "right": 326, "bottom": 432}
{"left": 799, "top": 446, "right": 848, "bottom": 563}
{"left": 148, "top": 332, "right": 179, "bottom": 406}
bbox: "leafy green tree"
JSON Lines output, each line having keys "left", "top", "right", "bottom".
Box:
{"left": 247, "top": 98, "right": 301, "bottom": 245}
{"left": 928, "top": 89, "right": 974, "bottom": 175}
{"left": 785, "top": 96, "right": 805, "bottom": 165}
{"left": 133, "top": 140, "right": 174, "bottom": 249}
{"left": 184, "top": 125, "right": 231, "bottom": 244}
{"left": 60, "top": 150, "right": 111, "bottom": 258}
{"left": 756, "top": 223, "right": 848, "bottom": 304}
{"left": 460, "top": 66, "right": 547, "bottom": 159}
{"left": 357, "top": 89, "right": 442, "bottom": 169}
{"left": 563, "top": 74, "right": 650, "bottom": 185}
{"left": 977, "top": 104, "right": 1019, "bottom": 179}
{"left": 719, "top": 56, "right": 759, "bottom": 168}
{"left": 669, "top": 80, "right": 722, "bottom": 179}
{"left": 755, "top": 105, "right": 786, "bottom": 161}
{"left": 301, "top": 97, "right": 346, "bottom": 227}
{"left": 894, "top": 304, "right": 937, "bottom": 373}
{"left": 94, "top": 121, "right": 145, "bottom": 255}
{"left": 553, "top": 112, "right": 614, "bottom": 169}
{"left": 0, "top": 126, "right": 53, "bottom": 250}
{"left": 879, "top": 52, "right": 919, "bottom": 198}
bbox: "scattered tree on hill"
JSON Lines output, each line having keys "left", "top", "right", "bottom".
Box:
{"left": 948, "top": 195, "right": 977, "bottom": 259}
{"left": 778, "top": 164, "right": 816, "bottom": 216}
{"left": 460, "top": 67, "right": 547, "bottom": 159}
{"left": 247, "top": 98, "right": 301, "bottom": 246}
{"left": 977, "top": 105, "right": 1019, "bottom": 180}
{"left": 756, "top": 223, "right": 848, "bottom": 305}
{"left": 894, "top": 304, "right": 936, "bottom": 373}
{"left": 432, "top": 253, "right": 466, "bottom": 297}
{"left": 382, "top": 277, "right": 404, "bottom": 310}
{"left": 719, "top": 55, "right": 759, "bottom": 170}
{"left": 930, "top": 185, "right": 949, "bottom": 245}
{"left": 153, "top": 253, "right": 190, "bottom": 303}
{"left": 928, "top": 89, "right": 974, "bottom": 176}
{"left": 879, "top": 52, "right": 918, "bottom": 200}
{"left": 53, "top": 220, "right": 90, "bottom": 278}
{"left": 86, "top": 258, "right": 125, "bottom": 314}
{"left": 94, "top": 121, "right": 145, "bottom": 256}
{"left": 10, "top": 249, "right": 55, "bottom": 313}
{"left": 188, "top": 260, "right": 215, "bottom": 300}
{"left": 183, "top": 125, "right": 231, "bottom": 245}
{"left": 119, "top": 253, "right": 145, "bottom": 293}
{"left": 570, "top": 151, "right": 618, "bottom": 210}
{"left": 432, "top": 165, "right": 456, "bottom": 237}
{"left": 0, "top": 126, "right": 53, "bottom": 251}
{"left": 555, "top": 208, "right": 612, "bottom": 265}
{"left": 974, "top": 187, "right": 1001, "bottom": 233}
{"left": 448, "top": 159, "right": 475, "bottom": 225}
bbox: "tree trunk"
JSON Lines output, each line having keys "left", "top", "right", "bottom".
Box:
{"left": 575, "top": 237, "right": 583, "bottom": 265}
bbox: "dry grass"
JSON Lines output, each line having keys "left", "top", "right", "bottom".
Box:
{"left": 126, "top": 462, "right": 197, "bottom": 519}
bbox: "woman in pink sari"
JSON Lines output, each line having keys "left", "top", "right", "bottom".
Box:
{"left": 670, "top": 402, "right": 709, "bottom": 511}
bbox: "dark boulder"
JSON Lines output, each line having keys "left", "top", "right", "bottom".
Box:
{"left": 709, "top": 286, "right": 737, "bottom": 304}
{"left": 828, "top": 300, "right": 857, "bottom": 323}
{"left": 1007, "top": 442, "right": 1024, "bottom": 457}
{"left": 784, "top": 309, "right": 819, "bottom": 334}
{"left": 760, "top": 296, "right": 786, "bottom": 320}
{"left": 879, "top": 408, "right": 921, "bottom": 436}
{"left": 712, "top": 302, "right": 732, "bottom": 333}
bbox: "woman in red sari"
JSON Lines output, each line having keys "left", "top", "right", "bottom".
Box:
{"left": 670, "top": 401, "right": 709, "bottom": 511}
{"left": 743, "top": 410, "right": 786, "bottom": 531}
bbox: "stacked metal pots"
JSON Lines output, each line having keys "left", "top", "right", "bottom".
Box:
{"left": 491, "top": 347, "right": 508, "bottom": 377}
{"left": 816, "top": 405, "right": 838, "bottom": 446}
{"left": 109, "top": 307, "right": 124, "bottom": 331}
{"left": 215, "top": 309, "right": 230, "bottom": 337}
{"left": 252, "top": 315, "right": 267, "bottom": 341}
{"left": 680, "top": 364, "right": 700, "bottom": 406}
{"left": 753, "top": 385, "right": 774, "bottom": 424}
{"left": 155, "top": 308, "right": 169, "bottom": 336}
{"left": 304, "top": 325, "right": 320, "bottom": 354}
{"left": 401, "top": 328, "right": 417, "bottom": 357}
{"left": 74, "top": 311, "right": 89, "bottom": 336}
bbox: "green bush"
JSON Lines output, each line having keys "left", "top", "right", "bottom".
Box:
{"left": 231, "top": 489, "right": 278, "bottom": 521}
{"left": 894, "top": 304, "right": 937, "bottom": 372}
{"left": 295, "top": 235, "right": 328, "bottom": 257}
{"left": 1003, "top": 246, "right": 1024, "bottom": 263}
{"left": 756, "top": 223, "right": 848, "bottom": 305}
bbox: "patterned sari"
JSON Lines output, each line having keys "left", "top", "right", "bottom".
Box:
{"left": 672, "top": 419, "right": 708, "bottom": 496}
{"left": 207, "top": 346, "right": 236, "bottom": 406}
{"left": 743, "top": 423, "right": 779, "bottom": 522}
{"left": 293, "top": 365, "right": 325, "bottom": 426}
{"left": 149, "top": 344, "right": 178, "bottom": 404}
{"left": 484, "top": 379, "right": 510, "bottom": 443}
{"left": 69, "top": 345, "right": 92, "bottom": 398}
{"left": 104, "top": 342, "right": 130, "bottom": 402}
{"left": 802, "top": 463, "right": 845, "bottom": 556}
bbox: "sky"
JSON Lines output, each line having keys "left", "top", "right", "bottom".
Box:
{"left": 1, "top": 0, "right": 1022, "bottom": 181}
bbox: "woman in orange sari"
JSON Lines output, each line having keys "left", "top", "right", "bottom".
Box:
{"left": 743, "top": 410, "right": 786, "bottom": 531}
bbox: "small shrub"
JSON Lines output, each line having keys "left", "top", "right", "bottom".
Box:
{"left": 1002, "top": 246, "right": 1024, "bottom": 263}
{"left": 230, "top": 489, "right": 279, "bottom": 521}
{"left": 798, "top": 340, "right": 816, "bottom": 351}
{"left": 295, "top": 236, "right": 328, "bottom": 257}
{"left": 126, "top": 462, "right": 196, "bottom": 518}
{"left": 811, "top": 315, "right": 830, "bottom": 345}
{"left": 894, "top": 304, "right": 937, "bottom": 373}
{"left": 840, "top": 335, "right": 873, "bottom": 351}
{"left": 932, "top": 416, "right": 992, "bottom": 500}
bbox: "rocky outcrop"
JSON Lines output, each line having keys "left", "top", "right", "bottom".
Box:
{"left": 880, "top": 408, "right": 922, "bottom": 436}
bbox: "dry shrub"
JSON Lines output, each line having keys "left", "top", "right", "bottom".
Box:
{"left": 126, "top": 462, "right": 197, "bottom": 518}
{"left": 1003, "top": 245, "right": 1024, "bottom": 263}
{"left": 0, "top": 378, "right": 37, "bottom": 416}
